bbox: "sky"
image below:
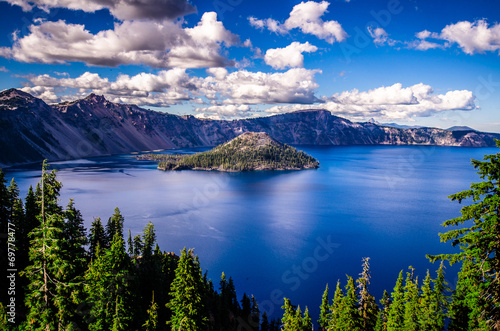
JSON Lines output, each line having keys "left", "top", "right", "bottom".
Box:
{"left": 0, "top": 0, "right": 499, "bottom": 132}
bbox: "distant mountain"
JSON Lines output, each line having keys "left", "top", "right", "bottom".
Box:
{"left": 367, "top": 118, "right": 422, "bottom": 129}
{"left": 1, "top": 89, "right": 499, "bottom": 167}
{"left": 446, "top": 126, "right": 476, "bottom": 132}
{"left": 140, "top": 132, "right": 319, "bottom": 171}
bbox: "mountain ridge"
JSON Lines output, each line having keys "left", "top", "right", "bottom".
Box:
{"left": 1, "top": 89, "right": 499, "bottom": 167}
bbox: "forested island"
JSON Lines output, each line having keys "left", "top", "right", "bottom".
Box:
{"left": 0, "top": 143, "right": 499, "bottom": 330}
{"left": 138, "top": 132, "right": 319, "bottom": 172}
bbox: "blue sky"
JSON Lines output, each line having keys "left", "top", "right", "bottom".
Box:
{"left": 0, "top": 0, "right": 499, "bottom": 132}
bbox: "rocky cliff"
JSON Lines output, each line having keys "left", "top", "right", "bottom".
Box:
{"left": 1, "top": 88, "right": 498, "bottom": 167}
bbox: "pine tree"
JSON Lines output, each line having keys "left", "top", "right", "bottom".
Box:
{"left": 127, "top": 229, "right": 133, "bottom": 256}
{"left": 167, "top": 248, "right": 208, "bottom": 330}
{"left": 85, "top": 233, "right": 133, "bottom": 331}
{"left": 142, "top": 221, "right": 156, "bottom": 259}
{"left": 143, "top": 292, "right": 158, "bottom": 331}
{"left": 250, "top": 295, "right": 260, "bottom": 331}
{"left": 418, "top": 270, "right": 434, "bottom": 330}
{"left": 376, "top": 290, "right": 391, "bottom": 331}
{"left": 260, "top": 311, "right": 269, "bottom": 331}
{"left": 318, "top": 284, "right": 329, "bottom": 331}
{"left": 89, "top": 217, "right": 106, "bottom": 260}
{"left": 337, "top": 276, "right": 360, "bottom": 330}
{"left": 133, "top": 234, "right": 143, "bottom": 256}
{"left": 328, "top": 279, "right": 343, "bottom": 329}
{"left": 106, "top": 207, "right": 124, "bottom": 244}
{"left": 281, "top": 298, "right": 296, "bottom": 330}
{"left": 302, "top": 306, "right": 313, "bottom": 331}
{"left": 447, "top": 259, "right": 489, "bottom": 330}
{"left": 292, "top": 305, "right": 303, "bottom": 330}
{"left": 403, "top": 268, "right": 419, "bottom": 331}
{"left": 357, "top": 257, "right": 379, "bottom": 330}
{"left": 387, "top": 270, "right": 405, "bottom": 330}
{"left": 431, "top": 262, "right": 447, "bottom": 330}
{"left": 22, "top": 162, "right": 73, "bottom": 330}
{"left": 428, "top": 141, "right": 500, "bottom": 329}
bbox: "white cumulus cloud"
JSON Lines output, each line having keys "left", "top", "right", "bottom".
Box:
{"left": 265, "top": 83, "right": 476, "bottom": 121}
{"left": 408, "top": 20, "right": 500, "bottom": 54}
{"left": 249, "top": 1, "right": 347, "bottom": 43}
{"left": 0, "top": 12, "right": 239, "bottom": 68}
{"left": 20, "top": 67, "right": 322, "bottom": 113}
{"left": 264, "top": 42, "right": 318, "bottom": 69}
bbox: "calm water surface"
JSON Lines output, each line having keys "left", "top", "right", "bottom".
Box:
{"left": 5, "top": 145, "right": 497, "bottom": 319}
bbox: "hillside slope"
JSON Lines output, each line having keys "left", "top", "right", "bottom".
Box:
{"left": 1, "top": 89, "right": 499, "bottom": 167}
{"left": 141, "top": 132, "right": 319, "bottom": 171}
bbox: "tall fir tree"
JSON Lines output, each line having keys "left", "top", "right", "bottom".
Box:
{"left": 428, "top": 140, "right": 500, "bottom": 329}
{"left": 281, "top": 298, "right": 296, "bottom": 330}
{"left": 106, "top": 207, "right": 124, "bottom": 245}
{"left": 318, "top": 284, "right": 329, "bottom": 331}
{"left": 356, "top": 257, "right": 379, "bottom": 330}
{"left": 260, "top": 311, "right": 269, "bottom": 331}
{"left": 337, "top": 276, "right": 360, "bottom": 330}
{"left": 167, "top": 248, "right": 208, "bottom": 330}
{"left": 143, "top": 292, "right": 159, "bottom": 331}
{"left": 85, "top": 232, "right": 133, "bottom": 331}
{"left": 375, "top": 290, "right": 391, "bottom": 331}
{"left": 387, "top": 270, "right": 405, "bottom": 330}
{"left": 142, "top": 221, "right": 156, "bottom": 259}
{"left": 328, "top": 279, "right": 344, "bottom": 329}
{"left": 403, "top": 269, "right": 420, "bottom": 331}
{"left": 250, "top": 295, "right": 260, "bottom": 331}
{"left": 22, "top": 162, "right": 75, "bottom": 330}
{"left": 302, "top": 306, "right": 313, "bottom": 331}
{"left": 88, "top": 217, "right": 106, "bottom": 260}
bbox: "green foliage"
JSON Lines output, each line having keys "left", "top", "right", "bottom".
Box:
{"left": 402, "top": 268, "right": 419, "bottom": 331}
{"left": 143, "top": 292, "right": 159, "bottom": 331}
{"left": 167, "top": 248, "right": 208, "bottom": 330}
{"left": 386, "top": 270, "right": 405, "bottom": 330}
{"left": 88, "top": 217, "right": 106, "bottom": 259}
{"left": 428, "top": 140, "right": 500, "bottom": 329}
{"left": 85, "top": 233, "right": 133, "bottom": 331}
{"left": 142, "top": 221, "right": 156, "bottom": 258}
{"left": 318, "top": 284, "right": 329, "bottom": 331}
{"left": 357, "top": 257, "right": 379, "bottom": 330}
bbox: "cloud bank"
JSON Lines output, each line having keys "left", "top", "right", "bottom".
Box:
{"left": 0, "top": 12, "right": 239, "bottom": 68}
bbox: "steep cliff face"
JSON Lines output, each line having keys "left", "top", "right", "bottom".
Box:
{"left": 0, "top": 89, "right": 498, "bottom": 167}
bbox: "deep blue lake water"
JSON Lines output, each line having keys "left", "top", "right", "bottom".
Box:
{"left": 5, "top": 145, "right": 497, "bottom": 321}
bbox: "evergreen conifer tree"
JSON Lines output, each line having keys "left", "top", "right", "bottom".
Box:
{"left": 260, "top": 311, "right": 269, "bottom": 331}
{"left": 337, "top": 276, "right": 360, "bottom": 329}
{"left": 328, "top": 279, "right": 343, "bottom": 329}
{"left": 167, "top": 248, "right": 208, "bottom": 330}
{"left": 318, "top": 284, "right": 329, "bottom": 331}
{"left": 85, "top": 233, "right": 132, "bottom": 331}
{"left": 357, "top": 257, "right": 379, "bottom": 330}
{"left": 387, "top": 270, "right": 405, "bottom": 330}
{"left": 403, "top": 268, "right": 419, "bottom": 331}
{"left": 428, "top": 141, "right": 500, "bottom": 329}
{"left": 302, "top": 306, "right": 313, "bottom": 331}
{"left": 88, "top": 217, "right": 106, "bottom": 260}
{"left": 281, "top": 298, "right": 296, "bottom": 330}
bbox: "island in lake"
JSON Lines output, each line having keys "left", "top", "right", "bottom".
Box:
{"left": 138, "top": 132, "right": 319, "bottom": 171}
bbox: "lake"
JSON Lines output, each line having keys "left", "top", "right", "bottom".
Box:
{"left": 4, "top": 145, "right": 497, "bottom": 321}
